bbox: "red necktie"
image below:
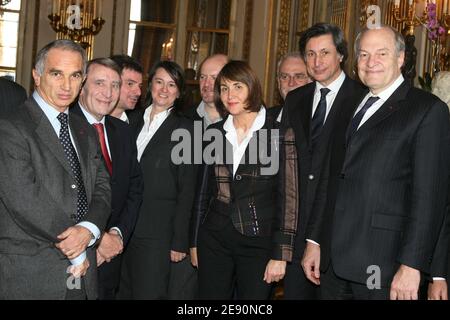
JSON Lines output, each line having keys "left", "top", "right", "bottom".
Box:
{"left": 93, "top": 123, "right": 113, "bottom": 176}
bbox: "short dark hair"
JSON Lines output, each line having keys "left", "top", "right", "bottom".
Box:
{"left": 214, "top": 60, "right": 264, "bottom": 116}
{"left": 145, "top": 60, "right": 185, "bottom": 114}
{"left": 299, "top": 23, "right": 348, "bottom": 68}
{"left": 110, "top": 54, "right": 143, "bottom": 74}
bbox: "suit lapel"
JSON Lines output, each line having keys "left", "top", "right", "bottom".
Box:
{"left": 140, "top": 111, "right": 178, "bottom": 159}
{"left": 27, "top": 99, "right": 73, "bottom": 176}
{"left": 299, "top": 84, "right": 315, "bottom": 144}
{"left": 105, "top": 116, "right": 118, "bottom": 178}
{"left": 356, "top": 81, "right": 409, "bottom": 134}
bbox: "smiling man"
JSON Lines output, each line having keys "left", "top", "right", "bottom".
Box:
{"left": 71, "top": 58, "right": 143, "bottom": 300}
{"left": 0, "top": 40, "right": 111, "bottom": 300}
{"left": 281, "top": 23, "right": 366, "bottom": 300}
{"left": 109, "top": 55, "right": 143, "bottom": 123}
{"left": 302, "top": 25, "right": 450, "bottom": 300}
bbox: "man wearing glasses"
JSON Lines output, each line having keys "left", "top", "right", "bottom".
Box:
{"left": 270, "top": 52, "right": 312, "bottom": 122}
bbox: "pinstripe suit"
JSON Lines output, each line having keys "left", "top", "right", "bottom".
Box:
{"left": 308, "top": 81, "right": 450, "bottom": 291}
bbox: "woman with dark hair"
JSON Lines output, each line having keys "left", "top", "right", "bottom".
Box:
{"left": 191, "top": 60, "right": 299, "bottom": 299}
{"left": 118, "top": 61, "right": 196, "bottom": 299}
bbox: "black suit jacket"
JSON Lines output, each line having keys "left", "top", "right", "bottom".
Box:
{"left": 70, "top": 103, "right": 143, "bottom": 245}
{"left": 308, "top": 81, "right": 450, "bottom": 286}
{"left": 282, "top": 77, "right": 366, "bottom": 260}
{"left": 0, "top": 78, "right": 27, "bottom": 118}
{"left": 191, "top": 110, "right": 299, "bottom": 261}
{"left": 129, "top": 108, "right": 196, "bottom": 253}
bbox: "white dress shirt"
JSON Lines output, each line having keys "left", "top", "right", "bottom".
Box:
{"left": 223, "top": 107, "right": 266, "bottom": 177}
{"left": 311, "top": 71, "right": 346, "bottom": 122}
{"left": 119, "top": 111, "right": 129, "bottom": 124}
{"left": 353, "top": 75, "right": 404, "bottom": 129}
{"left": 136, "top": 104, "right": 172, "bottom": 162}
{"left": 33, "top": 91, "right": 100, "bottom": 266}
{"left": 79, "top": 103, "right": 124, "bottom": 240}
{"left": 196, "top": 101, "right": 222, "bottom": 128}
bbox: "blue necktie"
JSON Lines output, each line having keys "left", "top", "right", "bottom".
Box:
{"left": 57, "top": 113, "right": 88, "bottom": 222}
{"left": 311, "top": 88, "right": 330, "bottom": 148}
{"left": 346, "top": 96, "right": 380, "bottom": 144}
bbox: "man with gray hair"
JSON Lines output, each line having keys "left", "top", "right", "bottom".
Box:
{"left": 269, "top": 52, "right": 312, "bottom": 122}
{"left": 302, "top": 25, "right": 449, "bottom": 300}
{"left": 70, "top": 57, "right": 143, "bottom": 300}
{"left": 0, "top": 40, "right": 111, "bottom": 299}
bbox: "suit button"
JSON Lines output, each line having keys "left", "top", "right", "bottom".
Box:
{"left": 70, "top": 214, "right": 77, "bottom": 220}
{"left": 235, "top": 174, "right": 242, "bottom": 181}
{"left": 308, "top": 174, "right": 314, "bottom": 181}
{"left": 71, "top": 184, "right": 77, "bottom": 189}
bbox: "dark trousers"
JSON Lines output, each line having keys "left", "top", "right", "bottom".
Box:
{"left": 198, "top": 219, "right": 273, "bottom": 300}
{"left": 118, "top": 237, "right": 171, "bottom": 299}
{"left": 284, "top": 257, "right": 320, "bottom": 299}
{"left": 320, "top": 263, "right": 389, "bottom": 300}
{"left": 65, "top": 278, "right": 87, "bottom": 300}
{"left": 168, "top": 258, "right": 198, "bottom": 300}
{"left": 98, "top": 255, "right": 122, "bottom": 300}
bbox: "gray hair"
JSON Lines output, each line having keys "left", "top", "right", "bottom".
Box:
{"left": 354, "top": 25, "right": 405, "bottom": 58}
{"left": 277, "top": 52, "right": 305, "bottom": 75}
{"left": 86, "top": 58, "right": 122, "bottom": 79}
{"left": 34, "top": 40, "right": 87, "bottom": 76}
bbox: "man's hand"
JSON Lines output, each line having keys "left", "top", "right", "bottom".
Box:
{"left": 428, "top": 280, "right": 448, "bottom": 300}
{"left": 171, "top": 250, "right": 186, "bottom": 262}
{"left": 301, "top": 241, "right": 321, "bottom": 285}
{"left": 390, "top": 264, "right": 421, "bottom": 300}
{"left": 263, "top": 260, "right": 287, "bottom": 284}
{"left": 190, "top": 247, "right": 198, "bottom": 268}
{"left": 68, "top": 258, "right": 90, "bottom": 278}
{"left": 96, "top": 250, "right": 106, "bottom": 267}
{"left": 97, "top": 231, "right": 123, "bottom": 262}
{"left": 56, "top": 226, "right": 93, "bottom": 259}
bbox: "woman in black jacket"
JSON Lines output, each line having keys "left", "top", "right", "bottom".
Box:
{"left": 191, "top": 60, "right": 299, "bottom": 299}
{"left": 119, "top": 61, "right": 195, "bottom": 299}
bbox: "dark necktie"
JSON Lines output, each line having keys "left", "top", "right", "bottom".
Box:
{"left": 92, "top": 123, "right": 113, "bottom": 176}
{"left": 57, "top": 113, "right": 88, "bottom": 222}
{"left": 310, "top": 87, "right": 331, "bottom": 147}
{"left": 346, "top": 96, "right": 380, "bottom": 144}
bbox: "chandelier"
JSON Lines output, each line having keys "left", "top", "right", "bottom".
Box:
{"left": 48, "top": 0, "right": 104, "bottom": 55}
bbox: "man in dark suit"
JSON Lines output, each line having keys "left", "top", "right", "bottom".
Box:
{"left": 302, "top": 25, "right": 449, "bottom": 300}
{"left": 0, "top": 40, "right": 111, "bottom": 299}
{"left": 0, "top": 77, "right": 27, "bottom": 117}
{"left": 70, "top": 57, "right": 143, "bottom": 300}
{"left": 109, "top": 55, "right": 143, "bottom": 123}
{"left": 282, "top": 23, "right": 366, "bottom": 300}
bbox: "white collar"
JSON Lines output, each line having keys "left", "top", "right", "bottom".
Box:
{"left": 315, "top": 70, "right": 346, "bottom": 95}
{"left": 369, "top": 74, "right": 405, "bottom": 102}
{"left": 223, "top": 106, "right": 266, "bottom": 135}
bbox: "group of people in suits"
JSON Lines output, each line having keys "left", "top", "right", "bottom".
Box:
{"left": 0, "top": 20, "right": 449, "bottom": 300}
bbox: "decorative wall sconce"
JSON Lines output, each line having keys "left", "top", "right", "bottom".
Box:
{"left": 0, "top": 0, "right": 12, "bottom": 6}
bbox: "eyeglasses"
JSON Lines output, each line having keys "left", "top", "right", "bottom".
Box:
{"left": 278, "top": 73, "right": 310, "bottom": 82}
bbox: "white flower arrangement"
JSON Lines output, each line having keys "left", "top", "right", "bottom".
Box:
{"left": 431, "top": 71, "right": 450, "bottom": 110}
